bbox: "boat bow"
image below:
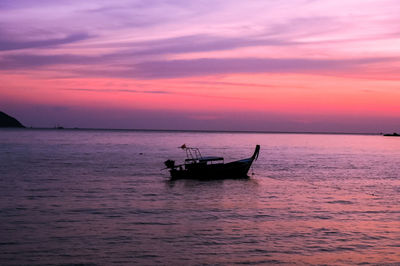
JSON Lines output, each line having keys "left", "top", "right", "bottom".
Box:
{"left": 252, "top": 145, "right": 260, "bottom": 161}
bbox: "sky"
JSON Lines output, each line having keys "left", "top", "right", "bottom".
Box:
{"left": 1, "top": 0, "right": 400, "bottom": 133}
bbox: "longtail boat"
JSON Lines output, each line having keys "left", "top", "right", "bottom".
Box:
{"left": 164, "top": 145, "right": 260, "bottom": 180}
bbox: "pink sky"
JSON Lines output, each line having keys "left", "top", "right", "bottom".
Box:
{"left": 1, "top": 0, "right": 400, "bottom": 132}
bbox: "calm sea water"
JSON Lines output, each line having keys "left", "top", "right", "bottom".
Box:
{"left": 0, "top": 129, "right": 399, "bottom": 265}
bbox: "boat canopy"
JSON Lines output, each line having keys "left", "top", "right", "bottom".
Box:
{"left": 180, "top": 145, "right": 226, "bottom": 164}
{"left": 199, "top": 156, "right": 224, "bottom": 162}
{"left": 185, "top": 156, "right": 224, "bottom": 163}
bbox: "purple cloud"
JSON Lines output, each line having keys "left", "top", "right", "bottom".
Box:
{"left": 0, "top": 32, "right": 91, "bottom": 51}
{"left": 0, "top": 53, "right": 96, "bottom": 70}
{"left": 1, "top": 52, "right": 394, "bottom": 79}
{"left": 122, "top": 34, "right": 293, "bottom": 56}
{"left": 128, "top": 57, "right": 393, "bottom": 79}
{"left": 0, "top": 0, "right": 58, "bottom": 9}
{"left": 1, "top": 0, "right": 399, "bottom": 82}
{"left": 0, "top": 33, "right": 291, "bottom": 69}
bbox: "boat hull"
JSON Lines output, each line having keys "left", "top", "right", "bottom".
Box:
{"left": 170, "top": 158, "right": 254, "bottom": 180}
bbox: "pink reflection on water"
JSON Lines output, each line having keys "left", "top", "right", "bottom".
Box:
{"left": 227, "top": 176, "right": 400, "bottom": 265}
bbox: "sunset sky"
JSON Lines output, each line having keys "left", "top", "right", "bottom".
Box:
{"left": 1, "top": 0, "right": 400, "bottom": 132}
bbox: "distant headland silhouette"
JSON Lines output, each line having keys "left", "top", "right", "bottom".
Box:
{"left": 0, "top": 111, "right": 25, "bottom": 128}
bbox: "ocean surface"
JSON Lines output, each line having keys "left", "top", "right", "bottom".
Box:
{"left": 0, "top": 129, "right": 399, "bottom": 265}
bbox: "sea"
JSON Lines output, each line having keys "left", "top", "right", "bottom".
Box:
{"left": 0, "top": 129, "right": 399, "bottom": 265}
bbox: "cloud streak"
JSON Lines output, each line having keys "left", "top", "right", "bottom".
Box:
{"left": 64, "top": 88, "right": 170, "bottom": 94}
{"left": 0, "top": 32, "right": 91, "bottom": 51}
{"left": 122, "top": 34, "right": 295, "bottom": 56}
{"left": 128, "top": 57, "right": 395, "bottom": 79}
{"left": 0, "top": 53, "right": 96, "bottom": 70}
{"left": 2, "top": 50, "right": 395, "bottom": 79}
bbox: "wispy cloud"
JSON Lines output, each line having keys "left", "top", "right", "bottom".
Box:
{"left": 1, "top": 51, "right": 396, "bottom": 79}
{"left": 121, "top": 34, "right": 294, "bottom": 56}
{"left": 0, "top": 53, "right": 96, "bottom": 70}
{"left": 128, "top": 57, "right": 395, "bottom": 79}
{"left": 64, "top": 88, "right": 170, "bottom": 94}
{"left": 0, "top": 32, "right": 91, "bottom": 51}
{"left": 61, "top": 87, "right": 246, "bottom": 101}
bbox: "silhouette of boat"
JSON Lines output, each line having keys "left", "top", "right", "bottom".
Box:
{"left": 383, "top": 132, "right": 399, "bottom": 137}
{"left": 164, "top": 145, "right": 260, "bottom": 180}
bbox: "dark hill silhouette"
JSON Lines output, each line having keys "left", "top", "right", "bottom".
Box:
{"left": 0, "top": 111, "right": 25, "bottom": 128}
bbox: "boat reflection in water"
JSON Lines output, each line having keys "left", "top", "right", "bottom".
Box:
{"left": 164, "top": 144, "right": 260, "bottom": 180}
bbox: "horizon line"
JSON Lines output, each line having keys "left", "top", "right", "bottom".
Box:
{"left": 3, "top": 126, "right": 383, "bottom": 136}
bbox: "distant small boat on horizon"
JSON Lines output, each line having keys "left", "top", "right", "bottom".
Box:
{"left": 164, "top": 145, "right": 260, "bottom": 180}
{"left": 383, "top": 132, "right": 399, "bottom": 137}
